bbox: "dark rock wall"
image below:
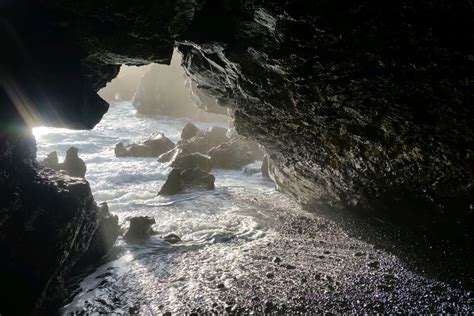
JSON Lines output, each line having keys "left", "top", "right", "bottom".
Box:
{"left": 0, "top": 130, "right": 99, "bottom": 314}
{"left": 179, "top": 1, "right": 474, "bottom": 241}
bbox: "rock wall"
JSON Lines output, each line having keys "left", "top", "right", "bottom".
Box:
{"left": 0, "top": 130, "right": 99, "bottom": 314}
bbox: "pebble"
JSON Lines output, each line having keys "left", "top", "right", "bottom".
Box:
{"left": 217, "top": 283, "right": 225, "bottom": 289}
{"left": 367, "top": 261, "right": 380, "bottom": 269}
{"left": 273, "top": 257, "right": 282, "bottom": 263}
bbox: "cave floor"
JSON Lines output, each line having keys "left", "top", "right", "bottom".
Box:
{"left": 64, "top": 193, "right": 473, "bottom": 314}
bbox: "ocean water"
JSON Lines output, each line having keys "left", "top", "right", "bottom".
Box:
{"left": 33, "top": 101, "right": 473, "bottom": 314}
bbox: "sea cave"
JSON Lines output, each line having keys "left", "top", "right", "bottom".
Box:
{"left": 0, "top": 1, "right": 473, "bottom": 314}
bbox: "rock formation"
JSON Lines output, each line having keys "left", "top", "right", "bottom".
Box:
{"left": 132, "top": 53, "right": 228, "bottom": 122}
{"left": 178, "top": 126, "right": 229, "bottom": 154}
{"left": 40, "top": 147, "right": 87, "bottom": 178}
{"left": 209, "top": 140, "right": 255, "bottom": 169}
{"left": 60, "top": 146, "right": 87, "bottom": 178}
{"left": 181, "top": 122, "right": 200, "bottom": 140}
{"left": 124, "top": 216, "right": 156, "bottom": 243}
{"left": 74, "top": 202, "right": 119, "bottom": 267}
{"left": 115, "top": 132, "right": 175, "bottom": 158}
{"left": 0, "top": 131, "right": 101, "bottom": 314}
{"left": 171, "top": 153, "right": 212, "bottom": 172}
{"left": 158, "top": 168, "right": 215, "bottom": 195}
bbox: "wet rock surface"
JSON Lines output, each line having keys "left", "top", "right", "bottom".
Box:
{"left": 158, "top": 168, "right": 215, "bottom": 195}
{"left": 0, "top": 132, "right": 100, "bottom": 314}
{"left": 209, "top": 140, "right": 255, "bottom": 169}
{"left": 181, "top": 122, "right": 200, "bottom": 140}
{"left": 76, "top": 202, "right": 119, "bottom": 267}
{"left": 115, "top": 132, "right": 175, "bottom": 158}
{"left": 40, "top": 146, "right": 87, "bottom": 178}
{"left": 178, "top": 126, "right": 229, "bottom": 154}
{"left": 124, "top": 216, "right": 156, "bottom": 244}
{"left": 171, "top": 152, "right": 212, "bottom": 173}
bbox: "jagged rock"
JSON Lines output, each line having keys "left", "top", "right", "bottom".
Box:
{"left": 40, "top": 151, "right": 59, "bottom": 170}
{"left": 163, "top": 233, "right": 181, "bottom": 244}
{"left": 0, "top": 132, "right": 98, "bottom": 315}
{"left": 143, "top": 132, "right": 176, "bottom": 155}
{"left": 261, "top": 155, "right": 271, "bottom": 179}
{"left": 158, "top": 147, "right": 185, "bottom": 163}
{"left": 74, "top": 202, "right": 119, "bottom": 266}
{"left": 226, "top": 128, "right": 264, "bottom": 160}
{"left": 209, "top": 141, "right": 255, "bottom": 169}
{"left": 171, "top": 153, "right": 211, "bottom": 172}
{"left": 114, "top": 142, "right": 128, "bottom": 157}
{"left": 115, "top": 133, "right": 175, "bottom": 158}
{"left": 40, "top": 147, "right": 87, "bottom": 178}
{"left": 123, "top": 216, "right": 156, "bottom": 243}
{"left": 181, "top": 122, "right": 200, "bottom": 140}
{"left": 178, "top": 126, "right": 228, "bottom": 154}
{"left": 60, "top": 146, "right": 87, "bottom": 178}
{"left": 158, "top": 168, "right": 215, "bottom": 195}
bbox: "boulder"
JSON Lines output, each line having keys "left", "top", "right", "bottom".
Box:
{"left": 158, "top": 168, "right": 215, "bottom": 195}
{"left": 209, "top": 141, "right": 255, "bottom": 169}
{"left": 181, "top": 122, "right": 200, "bottom": 140}
{"left": 171, "top": 153, "right": 212, "bottom": 172}
{"left": 143, "top": 132, "right": 176, "bottom": 155}
{"left": 163, "top": 233, "right": 181, "bottom": 244}
{"left": 115, "top": 132, "right": 175, "bottom": 158}
{"left": 39, "top": 151, "right": 59, "bottom": 170}
{"left": 123, "top": 216, "right": 156, "bottom": 243}
{"left": 74, "top": 202, "right": 119, "bottom": 266}
{"left": 226, "top": 128, "right": 264, "bottom": 160}
{"left": 261, "top": 154, "right": 271, "bottom": 178}
{"left": 178, "top": 126, "right": 228, "bottom": 154}
{"left": 158, "top": 147, "right": 186, "bottom": 163}
{"left": 59, "top": 146, "right": 87, "bottom": 178}
{"left": 114, "top": 142, "right": 128, "bottom": 157}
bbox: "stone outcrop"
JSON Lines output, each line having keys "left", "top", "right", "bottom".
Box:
{"left": 115, "top": 132, "right": 175, "bottom": 158}
{"left": 75, "top": 202, "right": 119, "bottom": 266}
{"left": 0, "top": 131, "right": 102, "bottom": 315}
{"left": 178, "top": 126, "right": 228, "bottom": 154}
{"left": 181, "top": 122, "right": 200, "bottom": 140}
{"left": 158, "top": 168, "right": 215, "bottom": 195}
{"left": 60, "top": 146, "right": 87, "bottom": 178}
{"left": 171, "top": 152, "right": 212, "bottom": 172}
{"left": 209, "top": 140, "right": 255, "bottom": 169}
{"left": 123, "top": 216, "right": 156, "bottom": 243}
{"left": 40, "top": 147, "right": 87, "bottom": 178}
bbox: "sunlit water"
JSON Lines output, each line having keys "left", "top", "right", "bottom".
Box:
{"left": 34, "top": 101, "right": 473, "bottom": 314}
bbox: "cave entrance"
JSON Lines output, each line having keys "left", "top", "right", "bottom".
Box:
{"left": 32, "top": 49, "right": 279, "bottom": 313}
